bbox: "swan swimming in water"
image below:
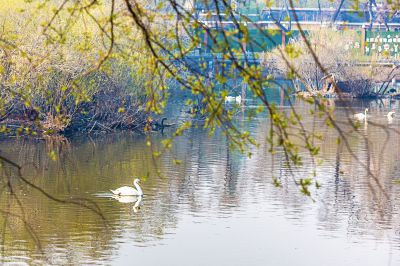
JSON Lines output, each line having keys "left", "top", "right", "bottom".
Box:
{"left": 110, "top": 178, "right": 143, "bottom": 196}
{"left": 354, "top": 108, "right": 368, "bottom": 121}
{"left": 387, "top": 111, "right": 395, "bottom": 124}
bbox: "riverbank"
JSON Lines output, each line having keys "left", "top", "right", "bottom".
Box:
{"left": 0, "top": 84, "right": 150, "bottom": 138}
{"left": 261, "top": 29, "right": 400, "bottom": 98}
{"left": 0, "top": 1, "right": 158, "bottom": 138}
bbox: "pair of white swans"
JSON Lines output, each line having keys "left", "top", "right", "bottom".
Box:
{"left": 353, "top": 108, "right": 395, "bottom": 121}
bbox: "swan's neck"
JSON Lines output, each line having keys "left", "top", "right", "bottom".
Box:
{"left": 364, "top": 109, "right": 367, "bottom": 116}
{"left": 161, "top": 118, "right": 167, "bottom": 126}
{"left": 134, "top": 182, "right": 143, "bottom": 195}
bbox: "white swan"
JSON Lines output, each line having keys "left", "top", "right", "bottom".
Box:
{"left": 354, "top": 108, "right": 368, "bottom": 121}
{"left": 110, "top": 178, "right": 143, "bottom": 196}
{"left": 225, "top": 95, "right": 241, "bottom": 103}
{"left": 387, "top": 111, "right": 395, "bottom": 119}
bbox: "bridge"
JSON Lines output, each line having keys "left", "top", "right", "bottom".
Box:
{"left": 187, "top": 5, "right": 400, "bottom": 57}
{"left": 197, "top": 7, "right": 400, "bottom": 30}
{"left": 185, "top": 52, "right": 399, "bottom": 65}
{"left": 177, "top": 3, "right": 400, "bottom": 71}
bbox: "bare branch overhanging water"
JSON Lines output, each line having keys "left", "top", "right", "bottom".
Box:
{"left": 0, "top": 0, "right": 400, "bottom": 258}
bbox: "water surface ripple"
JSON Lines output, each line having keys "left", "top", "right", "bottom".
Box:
{"left": 0, "top": 100, "right": 400, "bottom": 265}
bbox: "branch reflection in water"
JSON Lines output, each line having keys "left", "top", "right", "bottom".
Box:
{"left": 0, "top": 99, "right": 400, "bottom": 264}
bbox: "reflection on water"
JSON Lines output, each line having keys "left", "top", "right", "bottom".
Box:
{"left": 0, "top": 98, "right": 400, "bottom": 265}
{"left": 110, "top": 195, "right": 143, "bottom": 212}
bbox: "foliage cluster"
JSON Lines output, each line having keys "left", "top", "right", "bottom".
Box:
{"left": 0, "top": 0, "right": 163, "bottom": 136}
{"left": 261, "top": 29, "right": 381, "bottom": 97}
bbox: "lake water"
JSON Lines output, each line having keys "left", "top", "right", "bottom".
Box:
{"left": 1, "top": 96, "right": 400, "bottom": 265}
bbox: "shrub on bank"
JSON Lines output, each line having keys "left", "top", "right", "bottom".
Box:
{"left": 261, "top": 29, "right": 397, "bottom": 98}
{"left": 0, "top": 1, "right": 158, "bottom": 136}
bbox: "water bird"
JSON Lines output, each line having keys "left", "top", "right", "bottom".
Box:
{"left": 387, "top": 111, "right": 395, "bottom": 119}
{"left": 353, "top": 108, "right": 368, "bottom": 121}
{"left": 225, "top": 95, "right": 242, "bottom": 103}
{"left": 151, "top": 117, "right": 175, "bottom": 133}
{"left": 110, "top": 178, "right": 143, "bottom": 196}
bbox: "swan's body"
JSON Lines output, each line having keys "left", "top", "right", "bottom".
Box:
{"left": 387, "top": 111, "right": 395, "bottom": 119}
{"left": 354, "top": 108, "right": 368, "bottom": 121}
{"left": 111, "top": 178, "right": 143, "bottom": 196}
{"left": 225, "top": 95, "right": 241, "bottom": 103}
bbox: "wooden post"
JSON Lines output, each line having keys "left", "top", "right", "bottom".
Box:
{"left": 241, "top": 82, "right": 246, "bottom": 105}
{"left": 361, "top": 27, "right": 366, "bottom": 55}
{"left": 203, "top": 30, "right": 208, "bottom": 53}
{"left": 282, "top": 31, "right": 286, "bottom": 48}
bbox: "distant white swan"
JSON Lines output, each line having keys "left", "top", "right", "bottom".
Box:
{"left": 110, "top": 178, "right": 143, "bottom": 196}
{"left": 225, "top": 95, "right": 241, "bottom": 103}
{"left": 354, "top": 108, "right": 368, "bottom": 121}
{"left": 387, "top": 111, "right": 395, "bottom": 119}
